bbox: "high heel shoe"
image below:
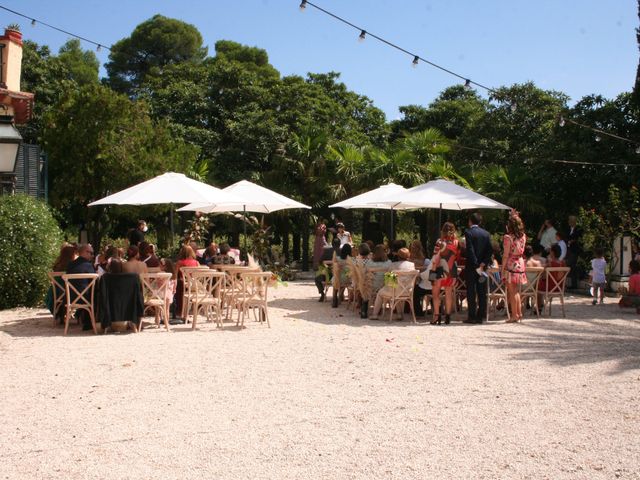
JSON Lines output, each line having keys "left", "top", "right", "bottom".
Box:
{"left": 444, "top": 314, "right": 451, "bottom": 324}
{"left": 430, "top": 314, "right": 440, "bottom": 325}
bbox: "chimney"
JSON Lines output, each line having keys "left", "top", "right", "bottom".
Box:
{"left": 0, "top": 27, "right": 22, "bottom": 92}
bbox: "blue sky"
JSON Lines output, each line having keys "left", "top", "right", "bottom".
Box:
{"left": 2, "top": 0, "right": 637, "bottom": 119}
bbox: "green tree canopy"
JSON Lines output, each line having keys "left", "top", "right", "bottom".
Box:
{"left": 106, "top": 14, "right": 208, "bottom": 95}
{"left": 41, "top": 83, "right": 199, "bottom": 245}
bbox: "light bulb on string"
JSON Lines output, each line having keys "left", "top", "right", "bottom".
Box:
{"left": 559, "top": 116, "right": 566, "bottom": 127}
{"left": 299, "top": 0, "right": 307, "bottom": 11}
{"left": 595, "top": 135, "right": 601, "bottom": 142}
{"left": 96, "top": 44, "right": 102, "bottom": 52}
{"left": 479, "top": 150, "right": 484, "bottom": 158}
{"left": 510, "top": 102, "right": 517, "bottom": 113}
{"left": 635, "top": 146, "right": 640, "bottom": 154}
{"left": 31, "top": 19, "right": 36, "bottom": 27}
{"left": 412, "top": 56, "right": 419, "bottom": 68}
{"left": 464, "top": 79, "right": 471, "bottom": 90}
{"left": 358, "top": 30, "right": 366, "bottom": 42}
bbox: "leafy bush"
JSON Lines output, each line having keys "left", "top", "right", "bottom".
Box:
{"left": 0, "top": 195, "right": 63, "bottom": 309}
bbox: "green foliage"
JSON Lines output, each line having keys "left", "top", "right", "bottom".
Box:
{"left": 0, "top": 195, "right": 62, "bottom": 309}
{"left": 106, "top": 14, "right": 207, "bottom": 95}
{"left": 19, "top": 40, "right": 99, "bottom": 143}
{"left": 41, "top": 83, "right": 198, "bottom": 247}
{"left": 577, "top": 185, "right": 640, "bottom": 258}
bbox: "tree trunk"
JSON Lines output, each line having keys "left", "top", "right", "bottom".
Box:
{"left": 292, "top": 227, "right": 301, "bottom": 263}
{"left": 301, "top": 211, "right": 310, "bottom": 271}
{"left": 283, "top": 219, "right": 290, "bottom": 262}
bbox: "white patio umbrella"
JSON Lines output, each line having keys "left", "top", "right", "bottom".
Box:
{"left": 88, "top": 172, "right": 244, "bottom": 239}
{"left": 372, "top": 178, "right": 510, "bottom": 226}
{"left": 329, "top": 183, "right": 411, "bottom": 238}
{"left": 177, "top": 180, "right": 311, "bottom": 249}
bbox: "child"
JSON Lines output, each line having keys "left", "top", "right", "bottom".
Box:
{"left": 590, "top": 247, "right": 607, "bottom": 305}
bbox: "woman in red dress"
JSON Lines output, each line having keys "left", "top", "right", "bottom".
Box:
{"left": 502, "top": 211, "right": 527, "bottom": 322}
{"left": 431, "top": 222, "right": 459, "bottom": 325}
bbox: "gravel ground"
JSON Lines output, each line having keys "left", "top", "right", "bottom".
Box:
{"left": 0, "top": 281, "right": 639, "bottom": 480}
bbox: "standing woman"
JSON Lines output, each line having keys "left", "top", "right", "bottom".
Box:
{"left": 431, "top": 222, "right": 459, "bottom": 325}
{"left": 312, "top": 219, "right": 329, "bottom": 270}
{"left": 502, "top": 211, "right": 527, "bottom": 322}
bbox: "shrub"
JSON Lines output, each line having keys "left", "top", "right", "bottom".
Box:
{"left": 0, "top": 195, "right": 63, "bottom": 309}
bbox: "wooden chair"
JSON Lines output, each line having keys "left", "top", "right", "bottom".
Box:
{"left": 541, "top": 267, "right": 571, "bottom": 317}
{"left": 140, "top": 272, "right": 172, "bottom": 331}
{"left": 236, "top": 271, "right": 272, "bottom": 328}
{"left": 377, "top": 270, "right": 419, "bottom": 323}
{"left": 486, "top": 267, "right": 510, "bottom": 321}
{"left": 345, "top": 257, "right": 360, "bottom": 311}
{"left": 361, "top": 266, "right": 389, "bottom": 314}
{"left": 454, "top": 266, "right": 467, "bottom": 312}
{"left": 146, "top": 267, "right": 162, "bottom": 274}
{"left": 47, "top": 271, "right": 66, "bottom": 327}
{"left": 213, "top": 265, "right": 259, "bottom": 319}
{"left": 520, "top": 267, "right": 544, "bottom": 319}
{"left": 62, "top": 273, "right": 99, "bottom": 335}
{"left": 331, "top": 256, "right": 352, "bottom": 306}
{"left": 180, "top": 266, "right": 210, "bottom": 319}
{"left": 188, "top": 270, "right": 225, "bottom": 330}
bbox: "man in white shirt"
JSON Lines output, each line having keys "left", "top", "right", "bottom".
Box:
{"left": 537, "top": 219, "right": 557, "bottom": 253}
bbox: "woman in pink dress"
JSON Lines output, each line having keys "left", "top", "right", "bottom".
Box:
{"left": 502, "top": 211, "right": 527, "bottom": 322}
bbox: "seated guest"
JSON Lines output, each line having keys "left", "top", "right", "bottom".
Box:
{"left": 122, "top": 245, "right": 148, "bottom": 275}
{"left": 174, "top": 245, "right": 200, "bottom": 320}
{"left": 211, "top": 243, "right": 236, "bottom": 265}
{"left": 355, "top": 242, "right": 371, "bottom": 266}
{"left": 619, "top": 260, "right": 640, "bottom": 312}
{"left": 336, "top": 243, "right": 353, "bottom": 288}
{"left": 370, "top": 248, "right": 415, "bottom": 320}
{"left": 537, "top": 244, "right": 566, "bottom": 307}
{"left": 367, "top": 244, "right": 392, "bottom": 293}
{"left": 97, "top": 258, "right": 144, "bottom": 331}
{"left": 413, "top": 253, "right": 433, "bottom": 317}
{"left": 66, "top": 244, "right": 96, "bottom": 330}
{"left": 53, "top": 243, "right": 78, "bottom": 272}
{"left": 141, "top": 243, "right": 161, "bottom": 268}
{"left": 202, "top": 243, "right": 219, "bottom": 266}
{"left": 314, "top": 238, "right": 341, "bottom": 302}
{"left": 530, "top": 243, "right": 547, "bottom": 267}
{"left": 409, "top": 240, "right": 426, "bottom": 269}
{"left": 388, "top": 239, "right": 406, "bottom": 262}
{"left": 525, "top": 245, "right": 543, "bottom": 268}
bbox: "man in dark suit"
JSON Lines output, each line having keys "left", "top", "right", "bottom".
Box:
{"left": 314, "top": 238, "right": 342, "bottom": 301}
{"left": 66, "top": 244, "right": 96, "bottom": 330}
{"left": 464, "top": 212, "right": 492, "bottom": 323}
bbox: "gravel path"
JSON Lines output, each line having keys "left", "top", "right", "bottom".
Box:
{"left": 1, "top": 281, "right": 639, "bottom": 479}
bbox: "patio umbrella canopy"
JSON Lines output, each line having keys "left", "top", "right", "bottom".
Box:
{"left": 371, "top": 179, "right": 510, "bottom": 211}
{"left": 329, "top": 183, "right": 411, "bottom": 239}
{"left": 177, "top": 180, "right": 310, "bottom": 214}
{"left": 329, "top": 183, "right": 408, "bottom": 210}
{"left": 88, "top": 172, "right": 242, "bottom": 206}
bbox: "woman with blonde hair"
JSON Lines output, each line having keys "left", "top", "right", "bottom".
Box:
{"left": 409, "top": 239, "right": 426, "bottom": 268}
{"left": 431, "top": 222, "right": 459, "bottom": 325}
{"left": 502, "top": 210, "right": 527, "bottom": 322}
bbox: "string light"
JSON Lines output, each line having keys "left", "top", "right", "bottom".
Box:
{"left": 297, "top": 1, "right": 640, "bottom": 149}
{"left": 358, "top": 30, "right": 366, "bottom": 42}
{"left": 299, "top": 0, "right": 307, "bottom": 11}
{"left": 0, "top": 5, "right": 111, "bottom": 52}
{"left": 464, "top": 79, "right": 471, "bottom": 90}
{"left": 558, "top": 116, "right": 566, "bottom": 127}
{"left": 595, "top": 135, "right": 601, "bottom": 142}
{"left": 96, "top": 44, "right": 101, "bottom": 52}
{"left": 636, "top": 146, "right": 640, "bottom": 154}
{"left": 510, "top": 103, "right": 517, "bottom": 113}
